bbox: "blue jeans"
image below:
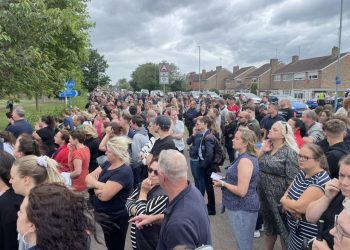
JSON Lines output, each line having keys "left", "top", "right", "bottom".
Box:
{"left": 227, "top": 209, "right": 258, "bottom": 250}
{"left": 190, "top": 160, "right": 205, "bottom": 195}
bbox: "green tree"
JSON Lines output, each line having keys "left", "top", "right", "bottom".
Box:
{"left": 82, "top": 49, "right": 111, "bottom": 92}
{"left": 117, "top": 78, "right": 132, "bottom": 90}
{"left": 130, "top": 62, "right": 183, "bottom": 91}
{"left": 0, "top": 0, "right": 92, "bottom": 109}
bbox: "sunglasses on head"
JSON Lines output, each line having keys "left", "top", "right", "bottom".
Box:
{"left": 148, "top": 167, "right": 158, "bottom": 176}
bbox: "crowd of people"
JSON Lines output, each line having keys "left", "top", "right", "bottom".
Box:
{"left": 0, "top": 89, "right": 350, "bottom": 250}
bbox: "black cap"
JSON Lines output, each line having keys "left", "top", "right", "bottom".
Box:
{"left": 155, "top": 115, "right": 171, "bottom": 131}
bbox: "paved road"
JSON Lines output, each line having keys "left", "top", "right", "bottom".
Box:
{"left": 91, "top": 147, "right": 283, "bottom": 250}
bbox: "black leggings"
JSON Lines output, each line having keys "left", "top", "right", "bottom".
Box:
{"left": 100, "top": 212, "right": 129, "bottom": 250}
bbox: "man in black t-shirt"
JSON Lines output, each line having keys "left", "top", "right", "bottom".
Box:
{"left": 147, "top": 115, "right": 175, "bottom": 164}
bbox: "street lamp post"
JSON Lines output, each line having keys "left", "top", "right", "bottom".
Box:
{"left": 334, "top": 0, "right": 343, "bottom": 111}
{"left": 198, "top": 46, "right": 201, "bottom": 91}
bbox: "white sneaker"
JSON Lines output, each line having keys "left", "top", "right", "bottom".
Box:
{"left": 254, "top": 230, "right": 261, "bottom": 238}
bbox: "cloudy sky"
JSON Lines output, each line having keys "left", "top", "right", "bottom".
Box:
{"left": 88, "top": 0, "right": 350, "bottom": 83}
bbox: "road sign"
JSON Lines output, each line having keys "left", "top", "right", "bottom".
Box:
{"left": 160, "top": 76, "right": 169, "bottom": 85}
{"left": 160, "top": 72, "right": 168, "bottom": 77}
{"left": 159, "top": 62, "right": 169, "bottom": 85}
{"left": 59, "top": 89, "right": 78, "bottom": 98}
{"left": 65, "top": 80, "right": 76, "bottom": 89}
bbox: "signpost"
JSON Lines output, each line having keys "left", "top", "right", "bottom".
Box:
{"left": 159, "top": 61, "right": 169, "bottom": 93}
{"left": 59, "top": 80, "right": 78, "bottom": 111}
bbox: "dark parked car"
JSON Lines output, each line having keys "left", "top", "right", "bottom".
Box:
{"left": 268, "top": 95, "right": 309, "bottom": 117}
{"left": 306, "top": 98, "right": 318, "bottom": 109}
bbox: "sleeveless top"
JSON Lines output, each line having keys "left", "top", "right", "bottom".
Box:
{"left": 222, "top": 152, "right": 260, "bottom": 212}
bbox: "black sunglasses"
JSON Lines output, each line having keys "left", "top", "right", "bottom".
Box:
{"left": 147, "top": 167, "right": 158, "bottom": 176}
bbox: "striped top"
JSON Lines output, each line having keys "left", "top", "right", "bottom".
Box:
{"left": 287, "top": 170, "right": 330, "bottom": 250}
{"left": 126, "top": 186, "right": 168, "bottom": 250}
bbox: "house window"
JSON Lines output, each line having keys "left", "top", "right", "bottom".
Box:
{"left": 282, "top": 74, "right": 293, "bottom": 81}
{"left": 236, "top": 79, "right": 242, "bottom": 84}
{"left": 308, "top": 71, "right": 318, "bottom": 80}
{"left": 294, "top": 93, "right": 304, "bottom": 99}
{"left": 273, "top": 75, "right": 281, "bottom": 81}
{"left": 251, "top": 78, "right": 257, "bottom": 83}
{"left": 283, "top": 90, "right": 291, "bottom": 95}
{"left": 294, "top": 73, "right": 305, "bottom": 80}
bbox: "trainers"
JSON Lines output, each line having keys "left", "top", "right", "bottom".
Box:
{"left": 254, "top": 230, "right": 261, "bottom": 238}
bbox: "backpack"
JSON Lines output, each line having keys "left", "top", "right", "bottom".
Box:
{"left": 205, "top": 133, "right": 225, "bottom": 171}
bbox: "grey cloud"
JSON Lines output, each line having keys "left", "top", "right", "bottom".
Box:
{"left": 88, "top": 0, "right": 350, "bottom": 82}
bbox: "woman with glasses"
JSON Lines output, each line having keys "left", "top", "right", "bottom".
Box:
{"left": 258, "top": 121, "right": 299, "bottom": 250}
{"left": 126, "top": 157, "right": 168, "bottom": 250}
{"left": 312, "top": 203, "right": 350, "bottom": 250}
{"left": 306, "top": 154, "right": 350, "bottom": 248}
{"left": 280, "top": 144, "right": 330, "bottom": 250}
{"left": 85, "top": 136, "right": 133, "bottom": 250}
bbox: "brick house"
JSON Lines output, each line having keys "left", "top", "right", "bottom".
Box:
{"left": 271, "top": 47, "right": 350, "bottom": 100}
{"left": 242, "top": 59, "right": 284, "bottom": 96}
{"left": 186, "top": 66, "right": 231, "bottom": 91}
{"left": 223, "top": 66, "right": 256, "bottom": 93}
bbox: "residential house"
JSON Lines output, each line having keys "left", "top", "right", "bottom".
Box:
{"left": 272, "top": 47, "right": 350, "bottom": 100}
{"left": 242, "top": 59, "right": 284, "bottom": 96}
{"left": 186, "top": 66, "right": 231, "bottom": 91}
{"left": 224, "top": 66, "right": 256, "bottom": 93}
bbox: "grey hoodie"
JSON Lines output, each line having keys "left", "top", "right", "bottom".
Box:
{"left": 131, "top": 126, "right": 149, "bottom": 166}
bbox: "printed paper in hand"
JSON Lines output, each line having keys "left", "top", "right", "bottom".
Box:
{"left": 210, "top": 172, "right": 224, "bottom": 181}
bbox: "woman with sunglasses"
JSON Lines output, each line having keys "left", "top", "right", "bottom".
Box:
{"left": 126, "top": 157, "right": 169, "bottom": 250}
{"left": 280, "top": 144, "right": 330, "bottom": 250}
{"left": 306, "top": 154, "right": 350, "bottom": 248}
{"left": 258, "top": 121, "right": 299, "bottom": 250}
{"left": 85, "top": 136, "right": 133, "bottom": 250}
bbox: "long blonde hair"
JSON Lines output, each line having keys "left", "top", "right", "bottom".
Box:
{"left": 238, "top": 127, "right": 259, "bottom": 157}
{"left": 275, "top": 121, "right": 299, "bottom": 153}
{"left": 13, "top": 155, "right": 64, "bottom": 185}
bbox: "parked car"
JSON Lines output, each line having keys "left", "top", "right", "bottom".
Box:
{"left": 204, "top": 91, "right": 220, "bottom": 99}
{"left": 234, "top": 93, "right": 262, "bottom": 104}
{"left": 150, "top": 90, "right": 164, "bottom": 97}
{"left": 140, "top": 89, "right": 149, "bottom": 95}
{"left": 306, "top": 98, "right": 318, "bottom": 109}
{"left": 268, "top": 95, "right": 308, "bottom": 117}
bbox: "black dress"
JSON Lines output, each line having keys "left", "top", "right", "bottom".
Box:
{"left": 0, "top": 188, "right": 23, "bottom": 250}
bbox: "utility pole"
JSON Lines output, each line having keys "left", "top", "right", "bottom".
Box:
{"left": 334, "top": 0, "right": 343, "bottom": 111}
{"left": 198, "top": 46, "right": 201, "bottom": 91}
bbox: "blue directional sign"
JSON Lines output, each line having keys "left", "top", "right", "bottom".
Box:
{"left": 59, "top": 90, "right": 78, "bottom": 98}
{"left": 65, "top": 80, "right": 76, "bottom": 89}
{"left": 336, "top": 76, "right": 341, "bottom": 85}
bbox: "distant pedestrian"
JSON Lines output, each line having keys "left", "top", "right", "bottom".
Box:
{"left": 5, "top": 107, "right": 33, "bottom": 138}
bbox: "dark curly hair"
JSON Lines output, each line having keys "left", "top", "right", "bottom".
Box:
{"left": 26, "top": 183, "right": 100, "bottom": 250}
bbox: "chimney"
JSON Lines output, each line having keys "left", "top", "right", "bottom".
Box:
{"left": 270, "top": 59, "right": 278, "bottom": 73}
{"left": 216, "top": 66, "right": 222, "bottom": 72}
{"left": 292, "top": 55, "right": 299, "bottom": 63}
{"left": 332, "top": 46, "right": 339, "bottom": 58}
{"left": 201, "top": 69, "right": 206, "bottom": 79}
{"left": 233, "top": 65, "right": 239, "bottom": 73}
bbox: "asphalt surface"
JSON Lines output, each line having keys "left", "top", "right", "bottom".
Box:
{"left": 91, "top": 147, "right": 284, "bottom": 250}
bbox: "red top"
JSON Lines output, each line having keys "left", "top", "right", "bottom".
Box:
{"left": 70, "top": 146, "right": 90, "bottom": 192}
{"left": 227, "top": 105, "right": 240, "bottom": 116}
{"left": 52, "top": 145, "right": 70, "bottom": 172}
{"left": 294, "top": 130, "right": 304, "bottom": 149}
